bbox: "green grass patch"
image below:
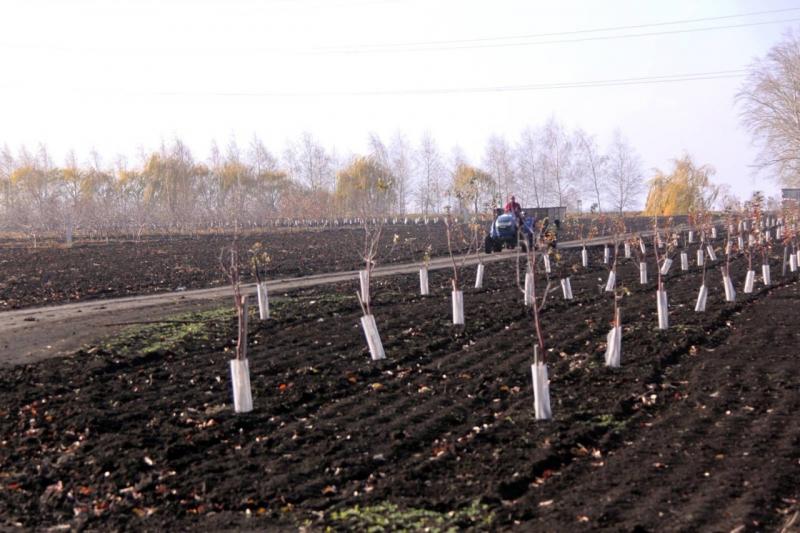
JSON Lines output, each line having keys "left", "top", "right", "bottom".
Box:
{"left": 328, "top": 500, "right": 493, "bottom": 532}
{"left": 592, "top": 413, "right": 628, "bottom": 432}
{"left": 101, "top": 307, "right": 234, "bottom": 356}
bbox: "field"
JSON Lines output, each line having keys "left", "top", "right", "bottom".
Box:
{"left": 0, "top": 226, "right": 451, "bottom": 310}
{"left": 0, "top": 216, "right": 674, "bottom": 310}
{"left": 1, "top": 230, "right": 798, "bottom": 531}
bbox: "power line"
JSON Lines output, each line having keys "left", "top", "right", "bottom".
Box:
{"left": 169, "top": 70, "right": 746, "bottom": 96}
{"left": 309, "top": 6, "right": 800, "bottom": 51}
{"left": 0, "top": 8, "right": 797, "bottom": 55}
{"left": 302, "top": 17, "right": 800, "bottom": 54}
{"left": 2, "top": 69, "right": 743, "bottom": 98}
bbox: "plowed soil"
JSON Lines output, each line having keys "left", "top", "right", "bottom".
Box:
{"left": 0, "top": 225, "right": 456, "bottom": 310}
{"left": 0, "top": 216, "right": 681, "bottom": 311}
{"left": 2, "top": 239, "right": 797, "bottom": 531}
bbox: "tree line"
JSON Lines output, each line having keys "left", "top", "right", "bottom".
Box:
{"left": 0, "top": 118, "right": 646, "bottom": 240}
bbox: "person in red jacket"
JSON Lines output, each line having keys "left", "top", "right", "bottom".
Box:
{"left": 504, "top": 195, "right": 522, "bottom": 219}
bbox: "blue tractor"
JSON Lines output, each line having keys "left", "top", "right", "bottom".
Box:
{"left": 484, "top": 209, "right": 535, "bottom": 253}
{"left": 484, "top": 207, "right": 562, "bottom": 253}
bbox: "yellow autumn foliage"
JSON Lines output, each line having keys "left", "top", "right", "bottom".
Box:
{"left": 451, "top": 163, "right": 493, "bottom": 214}
{"left": 643, "top": 156, "right": 718, "bottom": 216}
{"left": 335, "top": 156, "right": 394, "bottom": 216}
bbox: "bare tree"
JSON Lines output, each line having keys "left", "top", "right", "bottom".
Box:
{"left": 284, "top": 132, "right": 334, "bottom": 192}
{"left": 737, "top": 28, "right": 800, "bottom": 187}
{"left": 540, "top": 118, "right": 577, "bottom": 209}
{"left": 248, "top": 135, "right": 286, "bottom": 218}
{"left": 516, "top": 126, "right": 544, "bottom": 208}
{"left": 389, "top": 131, "right": 412, "bottom": 215}
{"left": 483, "top": 134, "right": 515, "bottom": 203}
{"left": 414, "top": 132, "right": 445, "bottom": 215}
{"left": 605, "top": 131, "right": 645, "bottom": 214}
{"left": 574, "top": 129, "right": 607, "bottom": 213}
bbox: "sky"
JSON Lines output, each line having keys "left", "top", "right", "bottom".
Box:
{"left": 1, "top": 0, "right": 797, "bottom": 207}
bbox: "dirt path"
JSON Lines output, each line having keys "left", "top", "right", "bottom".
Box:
{"left": 0, "top": 233, "right": 655, "bottom": 367}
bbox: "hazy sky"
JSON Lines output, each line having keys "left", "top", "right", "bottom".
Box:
{"left": 1, "top": 0, "right": 798, "bottom": 205}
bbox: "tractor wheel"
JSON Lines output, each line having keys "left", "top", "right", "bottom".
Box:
{"left": 484, "top": 235, "right": 494, "bottom": 254}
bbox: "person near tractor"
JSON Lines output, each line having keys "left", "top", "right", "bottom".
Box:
{"left": 504, "top": 195, "right": 522, "bottom": 217}
{"left": 504, "top": 195, "right": 525, "bottom": 228}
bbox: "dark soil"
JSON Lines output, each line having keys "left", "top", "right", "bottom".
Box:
{"left": 0, "top": 216, "right": 682, "bottom": 311}
{"left": 3, "top": 238, "right": 796, "bottom": 531}
{"left": 0, "top": 225, "right": 460, "bottom": 310}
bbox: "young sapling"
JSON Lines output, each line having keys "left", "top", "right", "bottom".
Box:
{"left": 220, "top": 243, "right": 253, "bottom": 413}
{"left": 249, "top": 242, "right": 271, "bottom": 320}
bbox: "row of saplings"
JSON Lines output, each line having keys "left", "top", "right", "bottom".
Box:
{"left": 220, "top": 209, "right": 799, "bottom": 420}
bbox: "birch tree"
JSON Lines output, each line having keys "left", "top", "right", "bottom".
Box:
{"left": 738, "top": 28, "right": 800, "bottom": 187}
{"left": 389, "top": 131, "right": 412, "bottom": 214}
{"left": 516, "top": 127, "right": 545, "bottom": 208}
{"left": 483, "top": 134, "right": 515, "bottom": 203}
{"left": 414, "top": 132, "right": 444, "bottom": 215}
{"left": 284, "top": 132, "right": 334, "bottom": 192}
{"left": 540, "top": 118, "right": 577, "bottom": 209}
{"left": 605, "top": 131, "right": 645, "bottom": 214}
{"left": 574, "top": 129, "right": 607, "bottom": 213}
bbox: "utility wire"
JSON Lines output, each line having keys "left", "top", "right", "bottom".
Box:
{"left": 310, "top": 6, "right": 800, "bottom": 50}
{"left": 0, "top": 9, "right": 797, "bottom": 54}
{"left": 302, "top": 17, "right": 800, "bottom": 54}
{"left": 4, "top": 69, "right": 744, "bottom": 98}
{"left": 166, "top": 70, "right": 746, "bottom": 96}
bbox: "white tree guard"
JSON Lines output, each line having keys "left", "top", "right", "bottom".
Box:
{"left": 790, "top": 254, "right": 798, "bottom": 272}
{"left": 706, "top": 245, "right": 717, "bottom": 262}
{"left": 475, "top": 263, "right": 485, "bottom": 289}
{"left": 230, "top": 358, "right": 253, "bottom": 413}
{"left": 688, "top": 230, "right": 695, "bottom": 243}
{"left": 744, "top": 270, "right": 755, "bottom": 293}
{"left": 695, "top": 284, "right": 708, "bottom": 312}
{"left": 524, "top": 272, "right": 533, "bottom": 306}
{"left": 359, "top": 270, "right": 370, "bottom": 306}
{"left": 561, "top": 277, "right": 573, "bottom": 300}
{"left": 640, "top": 262, "right": 648, "bottom": 285}
{"left": 624, "top": 242, "right": 631, "bottom": 258}
{"left": 605, "top": 325, "right": 622, "bottom": 368}
{"left": 581, "top": 247, "right": 588, "bottom": 268}
{"left": 738, "top": 236, "right": 744, "bottom": 250}
{"left": 660, "top": 258, "right": 673, "bottom": 276}
{"left": 697, "top": 249, "right": 705, "bottom": 267}
{"left": 360, "top": 314, "right": 386, "bottom": 361}
{"left": 256, "top": 282, "right": 269, "bottom": 320}
{"left": 680, "top": 252, "right": 688, "bottom": 271}
{"left": 603, "top": 246, "right": 610, "bottom": 264}
{"left": 542, "top": 254, "right": 551, "bottom": 274}
{"left": 656, "top": 289, "right": 669, "bottom": 330}
{"left": 725, "top": 241, "right": 732, "bottom": 256}
{"left": 711, "top": 226, "right": 717, "bottom": 238}
{"left": 723, "top": 274, "right": 737, "bottom": 302}
{"left": 639, "top": 239, "right": 647, "bottom": 254}
{"left": 452, "top": 290, "right": 464, "bottom": 325}
{"left": 762, "top": 264, "right": 771, "bottom": 286}
{"left": 605, "top": 270, "right": 616, "bottom": 292}
{"left": 419, "top": 267, "right": 430, "bottom": 295}
{"left": 531, "top": 358, "right": 552, "bottom": 420}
